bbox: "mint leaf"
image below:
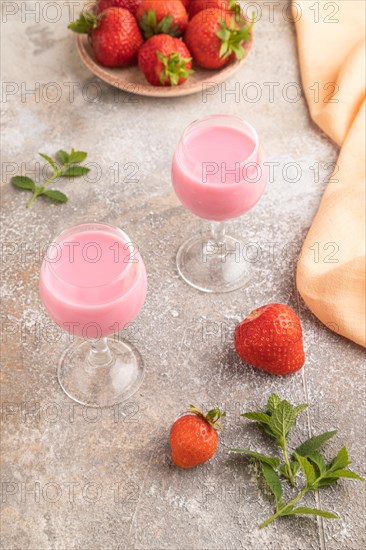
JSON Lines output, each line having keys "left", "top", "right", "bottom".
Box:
{"left": 326, "top": 469, "right": 364, "bottom": 481}
{"left": 267, "top": 393, "right": 281, "bottom": 414}
{"left": 69, "top": 150, "right": 87, "bottom": 163}
{"left": 230, "top": 449, "right": 280, "bottom": 469}
{"left": 295, "top": 453, "right": 316, "bottom": 486}
{"left": 295, "top": 431, "right": 337, "bottom": 457}
{"left": 307, "top": 451, "right": 326, "bottom": 476}
{"left": 281, "top": 461, "right": 300, "bottom": 480}
{"left": 39, "top": 152, "right": 57, "bottom": 172}
{"left": 241, "top": 412, "right": 271, "bottom": 424}
{"left": 317, "top": 478, "right": 339, "bottom": 487}
{"left": 41, "top": 190, "right": 68, "bottom": 203}
{"left": 328, "top": 447, "right": 351, "bottom": 472}
{"left": 262, "top": 463, "right": 282, "bottom": 505}
{"left": 285, "top": 507, "right": 337, "bottom": 519}
{"left": 268, "top": 400, "right": 295, "bottom": 440}
{"left": 294, "top": 403, "right": 308, "bottom": 415}
{"left": 12, "top": 176, "right": 35, "bottom": 190}
{"left": 60, "top": 166, "right": 90, "bottom": 177}
{"left": 57, "top": 150, "right": 70, "bottom": 164}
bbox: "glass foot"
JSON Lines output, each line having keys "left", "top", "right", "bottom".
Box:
{"left": 58, "top": 339, "right": 144, "bottom": 407}
{"left": 176, "top": 233, "right": 252, "bottom": 293}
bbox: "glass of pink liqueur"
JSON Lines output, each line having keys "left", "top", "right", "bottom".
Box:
{"left": 39, "top": 223, "right": 147, "bottom": 407}
{"left": 172, "top": 114, "right": 268, "bottom": 292}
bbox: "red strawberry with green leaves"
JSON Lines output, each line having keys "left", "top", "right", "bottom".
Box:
{"left": 234, "top": 303, "right": 305, "bottom": 375}
{"left": 170, "top": 405, "right": 225, "bottom": 468}
{"left": 96, "top": 0, "right": 142, "bottom": 16}
{"left": 189, "top": 0, "right": 238, "bottom": 19}
{"left": 69, "top": 7, "right": 144, "bottom": 67}
{"left": 185, "top": 9, "right": 254, "bottom": 69}
{"left": 136, "top": 0, "right": 188, "bottom": 39}
{"left": 138, "top": 34, "right": 193, "bottom": 86}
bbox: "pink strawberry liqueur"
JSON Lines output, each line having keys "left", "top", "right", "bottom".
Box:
{"left": 40, "top": 228, "right": 147, "bottom": 338}
{"left": 172, "top": 119, "right": 268, "bottom": 221}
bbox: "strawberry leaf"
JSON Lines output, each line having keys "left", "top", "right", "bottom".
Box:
{"left": 157, "top": 51, "right": 193, "bottom": 86}
{"left": 216, "top": 14, "right": 254, "bottom": 60}
{"left": 68, "top": 11, "right": 98, "bottom": 34}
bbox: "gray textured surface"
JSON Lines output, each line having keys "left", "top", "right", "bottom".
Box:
{"left": 1, "top": 1, "right": 365, "bottom": 549}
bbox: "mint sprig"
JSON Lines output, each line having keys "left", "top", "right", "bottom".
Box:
{"left": 11, "top": 148, "right": 90, "bottom": 207}
{"left": 230, "top": 393, "right": 364, "bottom": 528}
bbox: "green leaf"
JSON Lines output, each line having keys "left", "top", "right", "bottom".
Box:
{"left": 230, "top": 449, "right": 280, "bottom": 469}
{"left": 11, "top": 176, "right": 35, "bottom": 190}
{"left": 285, "top": 507, "right": 337, "bottom": 519}
{"left": 307, "top": 451, "right": 327, "bottom": 476}
{"left": 60, "top": 166, "right": 90, "bottom": 177}
{"left": 328, "top": 447, "right": 351, "bottom": 472}
{"left": 317, "top": 477, "right": 339, "bottom": 487}
{"left": 241, "top": 412, "right": 271, "bottom": 424}
{"left": 295, "top": 431, "right": 337, "bottom": 457}
{"left": 295, "top": 453, "right": 316, "bottom": 485}
{"left": 262, "top": 463, "right": 282, "bottom": 505}
{"left": 41, "top": 189, "right": 68, "bottom": 203}
{"left": 39, "top": 152, "right": 57, "bottom": 171}
{"left": 268, "top": 400, "right": 295, "bottom": 440}
{"left": 281, "top": 460, "right": 300, "bottom": 480}
{"left": 294, "top": 403, "right": 308, "bottom": 415}
{"left": 326, "top": 469, "right": 364, "bottom": 481}
{"left": 68, "top": 12, "right": 97, "bottom": 34}
{"left": 69, "top": 150, "right": 87, "bottom": 164}
{"left": 267, "top": 393, "right": 281, "bottom": 414}
{"left": 57, "top": 150, "right": 70, "bottom": 164}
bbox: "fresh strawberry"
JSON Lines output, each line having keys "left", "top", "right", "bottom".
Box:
{"left": 234, "top": 304, "right": 305, "bottom": 376}
{"left": 136, "top": 0, "right": 188, "bottom": 39}
{"left": 96, "top": 0, "right": 142, "bottom": 16}
{"left": 180, "top": 0, "right": 191, "bottom": 10}
{"left": 69, "top": 7, "right": 144, "bottom": 67}
{"left": 170, "top": 405, "right": 225, "bottom": 468}
{"left": 189, "top": 0, "right": 238, "bottom": 19}
{"left": 185, "top": 8, "right": 254, "bottom": 69}
{"left": 138, "top": 34, "right": 193, "bottom": 86}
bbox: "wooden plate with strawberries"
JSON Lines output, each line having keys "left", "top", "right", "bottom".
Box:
{"left": 73, "top": 0, "right": 254, "bottom": 98}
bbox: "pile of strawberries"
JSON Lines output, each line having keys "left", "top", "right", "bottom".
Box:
{"left": 69, "top": 0, "right": 254, "bottom": 87}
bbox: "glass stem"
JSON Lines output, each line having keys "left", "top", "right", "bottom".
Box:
{"left": 87, "top": 338, "right": 113, "bottom": 370}
{"left": 209, "top": 221, "right": 226, "bottom": 244}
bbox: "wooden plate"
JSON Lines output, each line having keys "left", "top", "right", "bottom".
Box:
{"left": 75, "top": 34, "right": 254, "bottom": 98}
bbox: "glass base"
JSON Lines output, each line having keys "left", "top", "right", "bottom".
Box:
{"left": 176, "top": 233, "right": 252, "bottom": 293}
{"left": 58, "top": 339, "right": 144, "bottom": 407}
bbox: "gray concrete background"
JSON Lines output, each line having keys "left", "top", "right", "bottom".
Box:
{"left": 1, "top": 1, "right": 365, "bottom": 549}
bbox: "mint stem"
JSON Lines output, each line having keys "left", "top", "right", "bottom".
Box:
{"left": 259, "top": 488, "right": 308, "bottom": 529}
{"left": 283, "top": 443, "right": 295, "bottom": 485}
{"left": 26, "top": 162, "right": 68, "bottom": 208}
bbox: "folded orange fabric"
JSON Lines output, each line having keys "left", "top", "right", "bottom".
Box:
{"left": 293, "top": 0, "right": 366, "bottom": 347}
